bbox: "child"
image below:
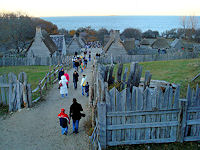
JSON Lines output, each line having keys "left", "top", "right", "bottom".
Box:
{"left": 58, "top": 108, "right": 70, "bottom": 135}
{"left": 85, "top": 82, "right": 89, "bottom": 97}
{"left": 80, "top": 75, "right": 86, "bottom": 95}
{"left": 59, "top": 75, "right": 68, "bottom": 98}
{"left": 64, "top": 71, "right": 70, "bottom": 88}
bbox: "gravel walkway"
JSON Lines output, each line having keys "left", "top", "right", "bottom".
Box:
{"left": 0, "top": 48, "right": 101, "bottom": 150}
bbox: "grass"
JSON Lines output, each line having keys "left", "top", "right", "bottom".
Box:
{"left": 113, "top": 58, "right": 200, "bottom": 98}
{"left": 0, "top": 66, "right": 51, "bottom": 90}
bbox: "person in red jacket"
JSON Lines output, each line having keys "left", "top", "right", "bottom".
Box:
{"left": 64, "top": 71, "right": 70, "bottom": 88}
{"left": 58, "top": 108, "right": 70, "bottom": 135}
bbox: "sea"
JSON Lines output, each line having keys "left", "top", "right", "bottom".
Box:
{"left": 42, "top": 16, "right": 200, "bottom": 34}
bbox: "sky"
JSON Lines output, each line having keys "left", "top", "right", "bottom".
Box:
{"left": 1, "top": 0, "right": 200, "bottom": 17}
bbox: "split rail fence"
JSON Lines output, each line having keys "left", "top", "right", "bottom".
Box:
{"left": 93, "top": 62, "right": 200, "bottom": 149}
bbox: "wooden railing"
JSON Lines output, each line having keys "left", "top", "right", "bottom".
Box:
{"left": 89, "top": 119, "right": 101, "bottom": 150}
{"left": 32, "top": 65, "right": 61, "bottom": 103}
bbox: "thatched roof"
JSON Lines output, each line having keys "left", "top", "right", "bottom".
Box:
{"left": 42, "top": 30, "right": 57, "bottom": 54}
{"left": 171, "top": 38, "right": 183, "bottom": 48}
{"left": 67, "top": 35, "right": 82, "bottom": 48}
{"left": 140, "top": 39, "right": 151, "bottom": 45}
{"left": 103, "top": 30, "right": 124, "bottom": 52}
{"left": 151, "top": 38, "right": 170, "bottom": 49}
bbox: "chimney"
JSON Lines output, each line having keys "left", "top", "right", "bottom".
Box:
{"left": 35, "top": 26, "right": 43, "bottom": 40}
{"left": 114, "top": 30, "right": 120, "bottom": 40}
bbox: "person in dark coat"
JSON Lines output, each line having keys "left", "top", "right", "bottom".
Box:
{"left": 69, "top": 98, "right": 83, "bottom": 134}
{"left": 85, "top": 82, "right": 89, "bottom": 97}
{"left": 73, "top": 70, "right": 79, "bottom": 89}
{"left": 75, "top": 60, "right": 79, "bottom": 71}
{"left": 58, "top": 68, "right": 64, "bottom": 81}
{"left": 58, "top": 108, "right": 70, "bottom": 135}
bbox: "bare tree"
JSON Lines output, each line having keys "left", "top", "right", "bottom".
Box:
{"left": 189, "top": 15, "right": 198, "bottom": 32}
{"left": 180, "top": 16, "right": 187, "bottom": 39}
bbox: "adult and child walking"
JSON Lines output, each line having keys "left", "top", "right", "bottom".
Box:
{"left": 58, "top": 98, "right": 84, "bottom": 135}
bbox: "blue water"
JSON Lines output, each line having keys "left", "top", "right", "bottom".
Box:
{"left": 42, "top": 16, "right": 199, "bottom": 33}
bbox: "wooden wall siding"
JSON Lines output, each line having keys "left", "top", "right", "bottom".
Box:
{"left": 95, "top": 63, "right": 200, "bottom": 148}
{"left": 0, "top": 56, "right": 73, "bottom": 67}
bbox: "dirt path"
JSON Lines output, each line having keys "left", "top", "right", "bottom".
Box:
{"left": 0, "top": 48, "right": 101, "bottom": 150}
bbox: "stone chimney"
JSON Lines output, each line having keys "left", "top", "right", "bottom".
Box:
{"left": 35, "top": 26, "right": 43, "bottom": 40}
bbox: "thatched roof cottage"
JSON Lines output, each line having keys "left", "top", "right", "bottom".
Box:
{"left": 171, "top": 38, "right": 183, "bottom": 50}
{"left": 103, "top": 30, "right": 128, "bottom": 56}
{"left": 151, "top": 38, "right": 170, "bottom": 49}
{"left": 27, "top": 27, "right": 57, "bottom": 57}
{"left": 66, "top": 35, "right": 82, "bottom": 54}
{"left": 50, "top": 35, "right": 66, "bottom": 55}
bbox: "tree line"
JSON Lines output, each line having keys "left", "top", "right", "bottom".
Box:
{"left": 0, "top": 12, "right": 199, "bottom": 56}
{"left": 0, "top": 12, "right": 58, "bottom": 55}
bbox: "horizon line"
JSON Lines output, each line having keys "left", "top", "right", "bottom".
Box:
{"left": 40, "top": 14, "right": 200, "bottom": 18}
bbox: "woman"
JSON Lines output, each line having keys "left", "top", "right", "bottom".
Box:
{"left": 64, "top": 71, "right": 70, "bottom": 88}
{"left": 59, "top": 75, "right": 68, "bottom": 98}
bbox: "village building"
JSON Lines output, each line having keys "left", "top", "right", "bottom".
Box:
{"left": 171, "top": 38, "right": 183, "bottom": 50}
{"left": 151, "top": 38, "right": 170, "bottom": 49}
{"left": 66, "top": 35, "right": 82, "bottom": 54}
{"left": 26, "top": 27, "right": 57, "bottom": 57}
{"left": 103, "top": 30, "right": 128, "bottom": 56}
{"left": 50, "top": 35, "right": 66, "bottom": 56}
{"left": 140, "top": 38, "right": 156, "bottom": 49}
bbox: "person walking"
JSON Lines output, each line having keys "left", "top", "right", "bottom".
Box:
{"left": 58, "top": 68, "right": 64, "bottom": 81}
{"left": 73, "top": 70, "right": 79, "bottom": 89}
{"left": 80, "top": 75, "right": 86, "bottom": 95}
{"left": 89, "top": 53, "right": 91, "bottom": 62}
{"left": 59, "top": 75, "right": 68, "bottom": 98}
{"left": 85, "top": 82, "right": 89, "bottom": 97}
{"left": 58, "top": 108, "right": 70, "bottom": 135}
{"left": 75, "top": 60, "right": 79, "bottom": 71}
{"left": 64, "top": 70, "right": 70, "bottom": 88}
{"left": 69, "top": 98, "right": 83, "bottom": 134}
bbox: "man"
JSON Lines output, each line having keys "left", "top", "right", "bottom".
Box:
{"left": 69, "top": 98, "right": 83, "bottom": 134}
{"left": 80, "top": 75, "right": 86, "bottom": 95}
{"left": 85, "top": 82, "right": 89, "bottom": 97}
{"left": 73, "top": 70, "right": 79, "bottom": 89}
{"left": 58, "top": 108, "right": 70, "bottom": 135}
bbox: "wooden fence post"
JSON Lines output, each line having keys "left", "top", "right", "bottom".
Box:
{"left": 45, "top": 73, "right": 48, "bottom": 90}
{"left": 39, "top": 81, "right": 42, "bottom": 98}
{"left": 177, "top": 99, "right": 187, "bottom": 142}
{"left": 27, "top": 84, "right": 32, "bottom": 107}
{"left": 49, "top": 66, "right": 52, "bottom": 85}
{"left": 97, "top": 101, "right": 107, "bottom": 149}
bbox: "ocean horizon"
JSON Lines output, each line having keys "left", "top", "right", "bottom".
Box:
{"left": 42, "top": 16, "right": 200, "bottom": 33}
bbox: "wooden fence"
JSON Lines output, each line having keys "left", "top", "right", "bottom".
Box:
{"left": 0, "top": 72, "right": 32, "bottom": 111}
{"left": 31, "top": 65, "right": 61, "bottom": 103}
{"left": 98, "top": 51, "right": 199, "bottom": 64}
{"left": 0, "top": 55, "right": 73, "bottom": 66}
{"left": 0, "top": 65, "right": 64, "bottom": 111}
{"left": 94, "top": 62, "right": 200, "bottom": 149}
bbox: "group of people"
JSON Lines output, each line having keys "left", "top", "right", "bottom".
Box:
{"left": 85, "top": 41, "right": 102, "bottom": 48}
{"left": 72, "top": 51, "right": 91, "bottom": 73}
{"left": 58, "top": 68, "right": 90, "bottom": 98}
{"left": 57, "top": 51, "right": 91, "bottom": 136}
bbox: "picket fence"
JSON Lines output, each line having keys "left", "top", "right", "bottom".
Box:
{"left": 94, "top": 62, "right": 200, "bottom": 149}
{"left": 0, "top": 55, "right": 73, "bottom": 66}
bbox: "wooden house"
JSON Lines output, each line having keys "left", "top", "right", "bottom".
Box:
{"left": 66, "top": 35, "right": 82, "bottom": 54}
{"left": 26, "top": 27, "right": 57, "bottom": 57}
{"left": 50, "top": 35, "right": 66, "bottom": 56}
{"left": 103, "top": 30, "right": 128, "bottom": 56}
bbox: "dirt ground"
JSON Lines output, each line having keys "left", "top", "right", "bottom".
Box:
{"left": 0, "top": 48, "right": 101, "bottom": 150}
